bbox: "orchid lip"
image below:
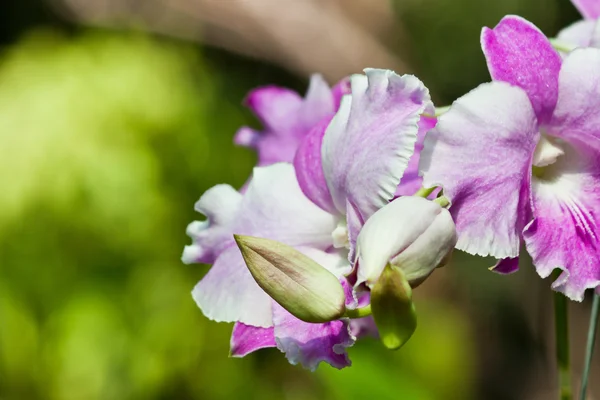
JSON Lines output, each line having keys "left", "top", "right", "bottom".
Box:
{"left": 332, "top": 219, "right": 349, "bottom": 249}
{"left": 532, "top": 132, "right": 565, "bottom": 179}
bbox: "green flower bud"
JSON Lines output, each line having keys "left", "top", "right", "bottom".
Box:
{"left": 234, "top": 234, "right": 346, "bottom": 323}
{"left": 370, "top": 263, "right": 417, "bottom": 350}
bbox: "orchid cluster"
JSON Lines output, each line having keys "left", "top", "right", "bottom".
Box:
{"left": 183, "top": 2, "right": 600, "bottom": 378}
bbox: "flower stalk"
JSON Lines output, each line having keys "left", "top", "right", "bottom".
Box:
{"left": 580, "top": 293, "right": 600, "bottom": 400}
{"left": 343, "top": 305, "right": 372, "bottom": 319}
{"left": 554, "top": 287, "right": 572, "bottom": 400}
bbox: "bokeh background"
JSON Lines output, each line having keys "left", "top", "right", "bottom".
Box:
{"left": 0, "top": 0, "right": 597, "bottom": 399}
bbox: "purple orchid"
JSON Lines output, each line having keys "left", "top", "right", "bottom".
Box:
{"left": 183, "top": 69, "right": 434, "bottom": 369}
{"left": 420, "top": 15, "right": 600, "bottom": 301}
{"left": 234, "top": 74, "right": 350, "bottom": 167}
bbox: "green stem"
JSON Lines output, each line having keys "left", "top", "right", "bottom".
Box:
{"left": 580, "top": 293, "right": 600, "bottom": 400}
{"left": 421, "top": 106, "right": 450, "bottom": 118}
{"left": 344, "top": 304, "right": 372, "bottom": 319}
{"left": 414, "top": 187, "right": 436, "bottom": 198}
{"left": 554, "top": 288, "right": 572, "bottom": 400}
{"left": 434, "top": 105, "right": 450, "bottom": 116}
{"left": 549, "top": 38, "right": 575, "bottom": 53}
{"left": 434, "top": 196, "right": 450, "bottom": 208}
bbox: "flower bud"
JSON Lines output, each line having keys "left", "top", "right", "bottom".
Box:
{"left": 356, "top": 196, "right": 457, "bottom": 288}
{"left": 370, "top": 263, "right": 417, "bottom": 350}
{"left": 234, "top": 235, "right": 346, "bottom": 323}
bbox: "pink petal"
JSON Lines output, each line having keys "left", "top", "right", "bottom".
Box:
{"left": 182, "top": 184, "right": 242, "bottom": 264}
{"left": 300, "top": 74, "right": 336, "bottom": 125}
{"left": 272, "top": 302, "right": 354, "bottom": 371}
{"left": 244, "top": 86, "right": 303, "bottom": 134}
{"left": 230, "top": 322, "right": 276, "bottom": 357}
{"left": 236, "top": 75, "right": 336, "bottom": 166}
{"left": 193, "top": 246, "right": 274, "bottom": 327}
{"left": 571, "top": 0, "right": 600, "bottom": 19}
{"left": 547, "top": 48, "right": 600, "bottom": 150}
{"left": 294, "top": 115, "right": 337, "bottom": 213}
{"left": 524, "top": 145, "right": 600, "bottom": 301}
{"left": 322, "top": 69, "right": 433, "bottom": 222}
{"left": 395, "top": 115, "right": 437, "bottom": 197}
{"left": 481, "top": 15, "right": 562, "bottom": 123}
{"left": 420, "top": 81, "right": 537, "bottom": 259}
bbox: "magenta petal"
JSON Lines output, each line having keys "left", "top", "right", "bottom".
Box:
{"left": 272, "top": 302, "right": 354, "bottom": 371}
{"left": 491, "top": 257, "right": 520, "bottom": 274}
{"left": 547, "top": 48, "right": 600, "bottom": 151}
{"left": 239, "top": 75, "right": 336, "bottom": 167}
{"left": 230, "top": 322, "right": 276, "bottom": 357}
{"left": 420, "top": 82, "right": 537, "bottom": 258}
{"left": 481, "top": 15, "right": 562, "bottom": 123}
{"left": 524, "top": 147, "right": 600, "bottom": 301}
{"left": 571, "top": 0, "right": 600, "bottom": 19}
{"left": 245, "top": 86, "right": 303, "bottom": 133}
{"left": 322, "top": 69, "right": 433, "bottom": 221}
{"left": 182, "top": 185, "right": 242, "bottom": 264}
{"left": 294, "top": 115, "right": 337, "bottom": 213}
{"left": 395, "top": 115, "right": 437, "bottom": 197}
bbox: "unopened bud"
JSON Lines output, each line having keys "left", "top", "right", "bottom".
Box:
{"left": 234, "top": 235, "right": 346, "bottom": 323}
{"left": 356, "top": 196, "right": 457, "bottom": 288}
{"left": 370, "top": 264, "right": 417, "bottom": 350}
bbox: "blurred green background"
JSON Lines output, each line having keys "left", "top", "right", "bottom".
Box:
{"left": 0, "top": 0, "right": 590, "bottom": 399}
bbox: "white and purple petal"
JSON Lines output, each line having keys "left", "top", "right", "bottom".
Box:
{"left": 192, "top": 164, "right": 337, "bottom": 327}
{"left": 272, "top": 302, "right": 354, "bottom": 371}
{"left": 556, "top": 19, "right": 600, "bottom": 50}
{"left": 182, "top": 184, "right": 242, "bottom": 264}
{"left": 420, "top": 81, "right": 537, "bottom": 259}
{"left": 230, "top": 322, "right": 276, "bottom": 357}
{"left": 547, "top": 48, "right": 600, "bottom": 151}
{"left": 395, "top": 116, "right": 437, "bottom": 197}
{"left": 322, "top": 68, "right": 433, "bottom": 222}
{"left": 481, "top": 15, "right": 562, "bottom": 123}
{"left": 237, "top": 163, "right": 337, "bottom": 249}
{"left": 524, "top": 145, "right": 600, "bottom": 301}
{"left": 193, "top": 246, "right": 274, "bottom": 327}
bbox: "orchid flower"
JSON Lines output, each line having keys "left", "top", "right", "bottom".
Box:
{"left": 234, "top": 74, "right": 350, "bottom": 167}
{"left": 183, "top": 69, "right": 437, "bottom": 369}
{"left": 420, "top": 15, "right": 600, "bottom": 301}
{"left": 556, "top": 0, "right": 600, "bottom": 50}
